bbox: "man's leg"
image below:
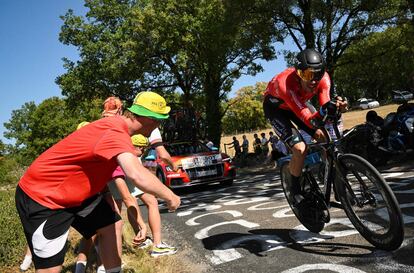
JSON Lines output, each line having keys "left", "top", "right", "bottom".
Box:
{"left": 74, "top": 237, "right": 95, "bottom": 273}
{"left": 289, "top": 142, "right": 307, "bottom": 205}
{"left": 15, "top": 186, "right": 72, "bottom": 273}
{"left": 140, "top": 193, "right": 161, "bottom": 245}
{"left": 289, "top": 142, "right": 306, "bottom": 177}
{"left": 96, "top": 222, "right": 122, "bottom": 271}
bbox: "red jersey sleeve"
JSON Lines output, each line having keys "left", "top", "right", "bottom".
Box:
{"left": 317, "top": 73, "right": 331, "bottom": 107}
{"left": 273, "top": 69, "right": 317, "bottom": 127}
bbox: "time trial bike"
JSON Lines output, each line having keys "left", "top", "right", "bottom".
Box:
{"left": 279, "top": 101, "right": 404, "bottom": 251}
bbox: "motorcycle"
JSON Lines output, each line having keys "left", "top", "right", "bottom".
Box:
{"left": 342, "top": 101, "right": 414, "bottom": 166}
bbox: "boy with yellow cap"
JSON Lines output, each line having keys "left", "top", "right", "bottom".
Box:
{"left": 108, "top": 134, "right": 177, "bottom": 257}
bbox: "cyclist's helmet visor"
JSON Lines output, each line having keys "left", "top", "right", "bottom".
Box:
{"left": 296, "top": 68, "right": 324, "bottom": 82}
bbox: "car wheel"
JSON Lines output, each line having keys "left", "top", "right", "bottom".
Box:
{"left": 220, "top": 179, "right": 233, "bottom": 187}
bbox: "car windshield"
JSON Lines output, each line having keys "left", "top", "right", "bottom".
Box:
{"left": 165, "top": 142, "right": 211, "bottom": 156}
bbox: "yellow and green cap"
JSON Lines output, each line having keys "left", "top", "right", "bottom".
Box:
{"left": 127, "top": 91, "right": 170, "bottom": 120}
{"left": 76, "top": 121, "right": 90, "bottom": 130}
{"left": 131, "top": 134, "right": 149, "bottom": 147}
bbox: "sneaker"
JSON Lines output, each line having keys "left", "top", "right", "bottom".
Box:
{"left": 137, "top": 237, "right": 153, "bottom": 249}
{"left": 150, "top": 242, "right": 177, "bottom": 257}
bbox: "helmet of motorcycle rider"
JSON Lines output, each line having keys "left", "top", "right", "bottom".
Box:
{"left": 366, "top": 110, "right": 378, "bottom": 122}
{"left": 295, "top": 48, "right": 326, "bottom": 82}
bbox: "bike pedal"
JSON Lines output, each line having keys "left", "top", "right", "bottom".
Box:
{"left": 329, "top": 201, "right": 343, "bottom": 209}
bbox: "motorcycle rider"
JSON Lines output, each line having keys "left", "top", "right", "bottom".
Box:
{"left": 263, "top": 48, "right": 348, "bottom": 208}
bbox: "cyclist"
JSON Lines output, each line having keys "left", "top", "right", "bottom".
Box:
{"left": 263, "top": 48, "right": 348, "bottom": 208}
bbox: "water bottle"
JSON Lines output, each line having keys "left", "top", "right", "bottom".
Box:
{"left": 304, "top": 152, "right": 322, "bottom": 168}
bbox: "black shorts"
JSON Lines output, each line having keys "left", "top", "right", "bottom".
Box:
{"left": 263, "top": 95, "right": 316, "bottom": 147}
{"left": 15, "top": 186, "right": 121, "bottom": 269}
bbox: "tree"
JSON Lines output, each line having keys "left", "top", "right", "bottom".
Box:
{"left": 222, "top": 82, "right": 268, "bottom": 134}
{"left": 274, "top": 0, "right": 411, "bottom": 88}
{"left": 57, "top": 0, "right": 283, "bottom": 145}
{"left": 57, "top": 0, "right": 142, "bottom": 106}
{"left": 334, "top": 23, "right": 414, "bottom": 102}
{"left": 0, "top": 140, "right": 5, "bottom": 157}
{"left": 4, "top": 97, "right": 101, "bottom": 165}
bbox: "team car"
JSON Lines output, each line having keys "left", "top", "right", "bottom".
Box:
{"left": 142, "top": 140, "right": 236, "bottom": 188}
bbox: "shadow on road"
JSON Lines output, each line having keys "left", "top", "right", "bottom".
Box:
{"left": 201, "top": 228, "right": 378, "bottom": 259}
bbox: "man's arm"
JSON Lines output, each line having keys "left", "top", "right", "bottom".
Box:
{"left": 116, "top": 152, "right": 180, "bottom": 211}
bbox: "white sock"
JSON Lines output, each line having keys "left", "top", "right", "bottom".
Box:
{"left": 19, "top": 255, "right": 32, "bottom": 271}
{"left": 105, "top": 266, "right": 122, "bottom": 273}
{"left": 96, "top": 264, "right": 106, "bottom": 273}
{"left": 75, "top": 261, "right": 87, "bottom": 273}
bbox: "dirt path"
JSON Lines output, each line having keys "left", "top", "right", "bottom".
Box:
{"left": 220, "top": 103, "right": 401, "bottom": 156}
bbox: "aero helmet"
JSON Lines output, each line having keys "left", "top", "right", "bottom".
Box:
{"left": 295, "top": 48, "right": 326, "bottom": 82}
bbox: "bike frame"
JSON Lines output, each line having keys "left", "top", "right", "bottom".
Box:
{"left": 303, "top": 119, "right": 357, "bottom": 209}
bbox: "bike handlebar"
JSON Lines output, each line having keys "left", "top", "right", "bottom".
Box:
{"left": 312, "top": 99, "right": 347, "bottom": 142}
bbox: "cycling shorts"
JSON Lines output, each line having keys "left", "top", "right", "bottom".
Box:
{"left": 15, "top": 185, "right": 121, "bottom": 269}
{"left": 263, "top": 95, "right": 316, "bottom": 148}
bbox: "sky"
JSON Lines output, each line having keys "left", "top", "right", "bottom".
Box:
{"left": 0, "top": 0, "right": 288, "bottom": 144}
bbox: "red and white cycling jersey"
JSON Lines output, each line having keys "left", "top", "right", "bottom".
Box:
{"left": 264, "top": 68, "right": 331, "bottom": 127}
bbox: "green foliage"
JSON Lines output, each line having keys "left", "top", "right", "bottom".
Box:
{"left": 0, "top": 140, "right": 5, "bottom": 157}
{"left": 0, "top": 156, "right": 24, "bottom": 187}
{"left": 56, "top": 0, "right": 283, "bottom": 145}
{"left": 335, "top": 24, "right": 414, "bottom": 102}
{"left": 0, "top": 190, "right": 27, "bottom": 267}
{"left": 275, "top": 0, "right": 411, "bottom": 79}
{"left": 4, "top": 97, "right": 101, "bottom": 165}
{"left": 222, "top": 82, "right": 268, "bottom": 134}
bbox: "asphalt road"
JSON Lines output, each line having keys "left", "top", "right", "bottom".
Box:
{"left": 155, "top": 161, "right": 414, "bottom": 273}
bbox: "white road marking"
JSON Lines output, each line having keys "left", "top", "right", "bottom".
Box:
{"left": 280, "top": 263, "right": 367, "bottom": 273}
{"left": 185, "top": 210, "right": 243, "bottom": 226}
{"left": 194, "top": 219, "right": 259, "bottom": 239}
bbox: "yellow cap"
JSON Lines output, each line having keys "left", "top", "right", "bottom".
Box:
{"left": 127, "top": 91, "right": 170, "bottom": 120}
{"left": 131, "top": 134, "right": 149, "bottom": 147}
{"left": 76, "top": 121, "right": 90, "bottom": 130}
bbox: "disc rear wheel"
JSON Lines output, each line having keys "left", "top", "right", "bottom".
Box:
{"left": 280, "top": 162, "right": 326, "bottom": 233}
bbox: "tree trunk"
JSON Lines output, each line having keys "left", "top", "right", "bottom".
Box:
{"left": 204, "top": 77, "right": 223, "bottom": 147}
{"left": 299, "top": 0, "right": 315, "bottom": 48}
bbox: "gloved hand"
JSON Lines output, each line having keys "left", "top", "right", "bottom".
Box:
{"left": 310, "top": 117, "right": 325, "bottom": 128}
{"left": 321, "top": 101, "right": 341, "bottom": 122}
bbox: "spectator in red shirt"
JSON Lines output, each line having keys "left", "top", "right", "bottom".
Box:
{"left": 15, "top": 91, "right": 180, "bottom": 273}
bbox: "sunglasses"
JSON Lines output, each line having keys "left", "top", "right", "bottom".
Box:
{"left": 296, "top": 68, "right": 324, "bottom": 82}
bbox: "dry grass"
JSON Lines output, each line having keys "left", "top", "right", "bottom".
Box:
{"left": 7, "top": 210, "right": 202, "bottom": 273}
{"left": 220, "top": 103, "right": 401, "bottom": 157}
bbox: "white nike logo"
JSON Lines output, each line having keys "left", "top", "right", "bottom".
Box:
{"left": 32, "top": 220, "right": 69, "bottom": 258}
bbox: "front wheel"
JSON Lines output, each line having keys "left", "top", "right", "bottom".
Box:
{"left": 335, "top": 154, "right": 404, "bottom": 250}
